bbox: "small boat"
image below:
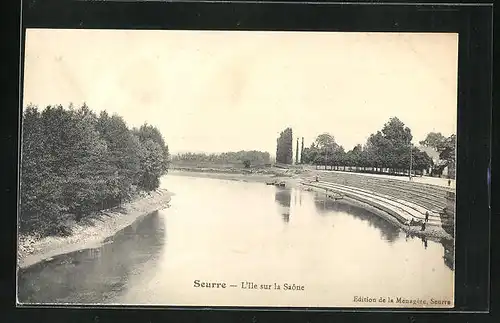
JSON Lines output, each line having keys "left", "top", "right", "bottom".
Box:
{"left": 327, "top": 192, "right": 344, "bottom": 200}
{"left": 277, "top": 181, "right": 286, "bottom": 187}
{"left": 265, "top": 181, "right": 276, "bottom": 185}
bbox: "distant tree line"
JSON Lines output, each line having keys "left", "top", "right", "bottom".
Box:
{"left": 171, "top": 150, "right": 271, "bottom": 168}
{"left": 20, "top": 104, "right": 170, "bottom": 236}
{"left": 276, "top": 127, "right": 293, "bottom": 164}
{"left": 300, "top": 117, "right": 455, "bottom": 177}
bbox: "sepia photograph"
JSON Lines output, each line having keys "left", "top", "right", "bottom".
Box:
{"left": 17, "top": 29, "right": 457, "bottom": 308}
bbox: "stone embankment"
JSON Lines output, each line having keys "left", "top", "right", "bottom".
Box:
{"left": 301, "top": 171, "right": 455, "bottom": 240}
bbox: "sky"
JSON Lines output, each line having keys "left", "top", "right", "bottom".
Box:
{"left": 23, "top": 29, "right": 458, "bottom": 155}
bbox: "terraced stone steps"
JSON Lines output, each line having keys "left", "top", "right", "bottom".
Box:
{"left": 314, "top": 172, "right": 452, "bottom": 213}
{"left": 319, "top": 182, "right": 441, "bottom": 222}
{"left": 301, "top": 181, "right": 442, "bottom": 228}
{"left": 302, "top": 181, "right": 442, "bottom": 226}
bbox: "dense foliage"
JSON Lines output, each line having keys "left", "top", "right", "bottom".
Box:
{"left": 171, "top": 150, "right": 271, "bottom": 167}
{"left": 301, "top": 117, "right": 439, "bottom": 175}
{"left": 276, "top": 128, "right": 293, "bottom": 164}
{"left": 20, "top": 104, "right": 170, "bottom": 236}
{"left": 420, "top": 132, "right": 456, "bottom": 178}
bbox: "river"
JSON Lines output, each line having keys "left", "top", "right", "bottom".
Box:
{"left": 18, "top": 174, "right": 454, "bottom": 308}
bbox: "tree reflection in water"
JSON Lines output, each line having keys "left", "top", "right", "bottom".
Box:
{"left": 18, "top": 211, "right": 166, "bottom": 304}
{"left": 311, "top": 191, "right": 454, "bottom": 271}
{"left": 440, "top": 238, "right": 454, "bottom": 271}
{"left": 275, "top": 188, "right": 291, "bottom": 208}
{"left": 274, "top": 188, "right": 292, "bottom": 224}
{"left": 312, "top": 192, "right": 400, "bottom": 244}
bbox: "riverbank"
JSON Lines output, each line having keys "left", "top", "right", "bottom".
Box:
{"left": 17, "top": 189, "right": 173, "bottom": 269}
{"left": 300, "top": 183, "right": 453, "bottom": 242}
{"left": 169, "top": 168, "right": 304, "bottom": 185}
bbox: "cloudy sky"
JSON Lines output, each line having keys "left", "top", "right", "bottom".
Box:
{"left": 23, "top": 29, "right": 458, "bottom": 155}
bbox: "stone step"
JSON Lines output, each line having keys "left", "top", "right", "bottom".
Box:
{"left": 320, "top": 181, "right": 443, "bottom": 219}
{"left": 310, "top": 176, "right": 447, "bottom": 211}
{"left": 318, "top": 182, "right": 442, "bottom": 226}
{"left": 301, "top": 181, "right": 442, "bottom": 226}
{"left": 320, "top": 174, "right": 449, "bottom": 202}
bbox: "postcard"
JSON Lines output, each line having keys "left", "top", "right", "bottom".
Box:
{"left": 17, "top": 29, "right": 457, "bottom": 308}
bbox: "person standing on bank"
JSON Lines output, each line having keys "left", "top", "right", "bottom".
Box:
{"left": 425, "top": 211, "right": 429, "bottom": 223}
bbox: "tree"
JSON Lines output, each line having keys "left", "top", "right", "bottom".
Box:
{"left": 362, "top": 117, "right": 414, "bottom": 172}
{"left": 420, "top": 132, "right": 455, "bottom": 178}
{"left": 20, "top": 105, "right": 66, "bottom": 233}
{"left": 365, "top": 131, "right": 391, "bottom": 170}
{"left": 134, "top": 125, "right": 170, "bottom": 191}
{"left": 19, "top": 103, "right": 170, "bottom": 237}
{"left": 276, "top": 128, "right": 293, "bottom": 164}
{"left": 437, "top": 134, "right": 456, "bottom": 162}
{"left": 300, "top": 137, "right": 304, "bottom": 163}
{"left": 59, "top": 105, "right": 112, "bottom": 220}
{"left": 301, "top": 146, "right": 319, "bottom": 165}
{"left": 331, "top": 146, "right": 346, "bottom": 170}
{"left": 172, "top": 151, "right": 270, "bottom": 166}
{"left": 381, "top": 117, "right": 412, "bottom": 145}
{"left": 295, "top": 138, "right": 299, "bottom": 164}
{"left": 412, "top": 148, "right": 433, "bottom": 174}
{"left": 134, "top": 123, "right": 170, "bottom": 172}
{"left": 314, "top": 133, "right": 337, "bottom": 150}
{"left": 419, "top": 132, "right": 447, "bottom": 149}
{"left": 436, "top": 134, "right": 456, "bottom": 178}
{"left": 136, "top": 139, "right": 166, "bottom": 191}
{"left": 307, "top": 133, "right": 339, "bottom": 169}
{"left": 96, "top": 112, "right": 142, "bottom": 199}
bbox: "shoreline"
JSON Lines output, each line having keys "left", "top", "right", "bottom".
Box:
{"left": 168, "top": 168, "right": 301, "bottom": 184}
{"left": 300, "top": 183, "right": 453, "bottom": 242}
{"left": 18, "top": 168, "right": 452, "bottom": 269}
{"left": 170, "top": 168, "right": 452, "bottom": 241}
{"left": 17, "top": 189, "right": 173, "bottom": 269}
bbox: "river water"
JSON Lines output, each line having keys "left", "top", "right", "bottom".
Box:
{"left": 18, "top": 174, "right": 454, "bottom": 308}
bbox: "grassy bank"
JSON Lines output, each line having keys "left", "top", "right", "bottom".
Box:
{"left": 17, "top": 189, "right": 173, "bottom": 269}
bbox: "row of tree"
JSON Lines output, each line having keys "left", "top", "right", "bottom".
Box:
{"left": 171, "top": 150, "right": 271, "bottom": 168}
{"left": 20, "top": 104, "right": 170, "bottom": 236}
{"left": 300, "top": 117, "right": 455, "bottom": 177}
{"left": 276, "top": 127, "right": 293, "bottom": 164}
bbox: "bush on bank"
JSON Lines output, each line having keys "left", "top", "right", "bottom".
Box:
{"left": 20, "top": 103, "right": 170, "bottom": 237}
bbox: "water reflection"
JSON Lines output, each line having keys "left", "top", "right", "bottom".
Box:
{"left": 18, "top": 176, "right": 454, "bottom": 306}
{"left": 310, "top": 190, "right": 453, "bottom": 270}
{"left": 275, "top": 188, "right": 292, "bottom": 224}
{"left": 441, "top": 238, "right": 454, "bottom": 270}
{"left": 18, "top": 211, "right": 166, "bottom": 304}
{"left": 274, "top": 188, "right": 291, "bottom": 208}
{"left": 312, "top": 192, "right": 400, "bottom": 244}
{"left": 421, "top": 236, "right": 428, "bottom": 249}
